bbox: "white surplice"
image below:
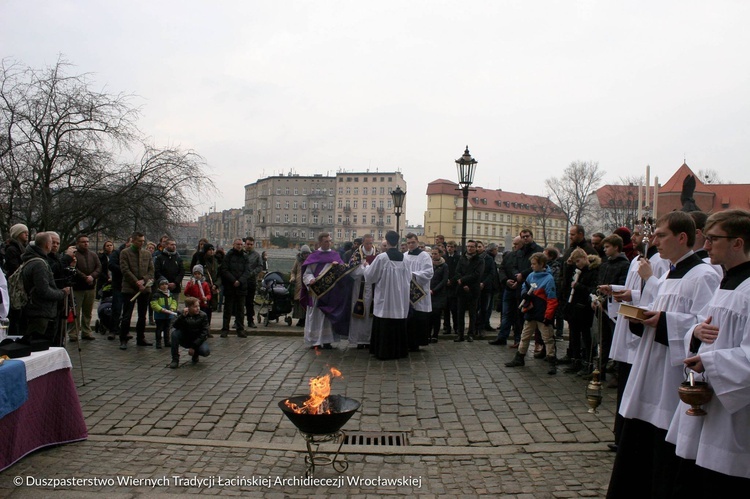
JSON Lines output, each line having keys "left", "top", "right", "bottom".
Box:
{"left": 348, "top": 246, "right": 377, "bottom": 346}
{"left": 364, "top": 252, "right": 410, "bottom": 319}
{"left": 403, "top": 250, "right": 433, "bottom": 313}
{"left": 666, "top": 278, "right": 750, "bottom": 479}
{"left": 610, "top": 254, "right": 670, "bottom": 364}
{"left": 619, "top": 256, "right": 721, "bottom": 430}
{"left": 303, "top": 253, "right": 336, "bottom": 347}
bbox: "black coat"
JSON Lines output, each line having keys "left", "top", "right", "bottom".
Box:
{"left": 173, "top": 311, "right": 210, "bottom": 348}
{"left": 515, "top": 242, "right": 544, "bottom": 282}
{"left": 21, "top": 245, "right": 66, "bottom": 319}
{"left": 3, "top": 239, "right": 25, "bottom": 276}
{"left": 220, "top": 249, "right": 251, "bottom": 296}
{"left": 154, "top": 251, "right": 185, "bottom": 293}
{"left": 444, "top": 251, "right": 460, "bottom": 297}
{"left": 561, "top": 240, "right": 598, "bottom": 300}
{"left": 430, "top": 260, "right": 449, "bottom": 311}
{"left": 454, "top": 253, "right": 485, "bottom": 295}
{"left": 563, "top": 262, "right": 599, "bottom": 327}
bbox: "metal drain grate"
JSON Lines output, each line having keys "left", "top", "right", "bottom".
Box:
{"left": 343, "top": 431, "right": 409, "bottom": 446}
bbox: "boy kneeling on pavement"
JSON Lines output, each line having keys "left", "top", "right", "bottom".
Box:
{"left": 168, "top": 296, "right": 210, "bottom": 368}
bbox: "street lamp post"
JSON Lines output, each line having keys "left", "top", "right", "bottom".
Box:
{"left": 391, "top": 186, "right": 406, "bottom": 238}
{"left": 455, "top": 146, "right": 477, "bottom": 253}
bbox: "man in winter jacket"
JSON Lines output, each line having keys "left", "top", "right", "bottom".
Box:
{"left": 4, "top": 223, "right": 29, "bottom": 336}
{"left": 168, "top": 296, "right": 210, "bottom": 368}
{"left": 453, "top": 240, "right": 484, "bottom": 342}
{"left": 154, "top": 238, "right": 185, "bottom": 296}
{"left": 220, "top": 238, "right": 251, "bottom": 337}
{"left": 118, "top": 232, "right": 155, "bottom": 349}
{"left": 490, "top": 236, "right": 523, "bottom": 345}
{"left": 243, "top": 237, "right": 264, "bottom": 329}
{"left": 72, "top": 233, "right": 101, "bottom": 341}
{"left": 21, "top": 232, "right": 71, "bottom": 339}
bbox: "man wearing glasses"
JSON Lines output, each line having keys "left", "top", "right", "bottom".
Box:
{"left": 608, "top": 211, "right": 721, "bottom": 498}
{"left": 665, "top": 209, "right": 750, "bottom": 493}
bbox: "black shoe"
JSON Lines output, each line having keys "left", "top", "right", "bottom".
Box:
{"left": 466, "top": 335, "right": 474, "bottom": 342}
{"left": 119, "top": 341, "right": 128, "bottom": 350}
{"left": 137, "top": 340, "right": 153, "bottom": 346}
{"left": 322, "top": 343, "right": 333, "bottom": 350}
{"left": 237, "top": 331, "right": 247, "bottom": 338}
{"left": 220, "top": 332, "right": 228, "bottom": 338}
{"left": 192, "top": 354, "right": 199, "bottom": 364}
{"left": 489, "top": 339, "right": 507, "bottom": 346}
{"left": 356, "top": 344, "right": 366, "bottom": 349}
{"left": 430, "top": 336, "right": 438, "bottom": 343}
{"left": 505, "top": 352, "right": 525, "bottom": 367}
{"left": 155, "top": 342, "right": 162, "bottom": 349}
{"left": 168, "top": 360, "right": 178, "bottom": 369}
{"left": 164, "top": 340, "right": 171, "bottom": 347}
{"left": 107, "top": 334, "right": 116, "bottom": 341}
{"left": 82, "top": 335, "right": 96, "bottom": 341}
{"left": 607, "top": 443, "right": 618, "bottom": 452}
{"left": 454, "top": 336, "right": 465, "bottom": 342}
{"left": 547, "top": 357, "right": 557, "bottom": 375}
{"left": 248, "top": 322, "right": 257, "bottom": 329}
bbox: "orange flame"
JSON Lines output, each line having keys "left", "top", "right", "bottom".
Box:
{"left": 285, "top": 367, "right": 342, "bottom": 414}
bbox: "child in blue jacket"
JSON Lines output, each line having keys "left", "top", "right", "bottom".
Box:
{"left": 505, "top": 252, "right": 559, "bottom": 374}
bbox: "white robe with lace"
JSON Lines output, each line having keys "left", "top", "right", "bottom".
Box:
{"left": 666, "top": 280, "right": 750, "bottom": 478}
{"left": 348, "top": 246, "right": 377, "bottom": 346}
{"left": 619, "top": 261, "right": 720, "bottom": 430}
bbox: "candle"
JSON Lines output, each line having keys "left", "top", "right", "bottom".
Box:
{"left": 637, "top": 183, "right": 643, "bottom": 222}
{"left": 653, "top": 176, "right": 659, "bottom": 219}
{"left": 645, "top": 164, "right": 650, "bottom": 215}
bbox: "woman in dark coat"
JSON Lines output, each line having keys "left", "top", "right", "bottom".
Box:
{"left": 429, "top": 247, "right": 449, "bottom": 342}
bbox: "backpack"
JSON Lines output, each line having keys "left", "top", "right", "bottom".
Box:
{"left": 8, "top": 257, "right": 45, "bottom": 310}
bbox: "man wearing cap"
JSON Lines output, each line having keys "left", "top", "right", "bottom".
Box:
{"left": 3, "top": 223, "right": 29, "bottom": 336}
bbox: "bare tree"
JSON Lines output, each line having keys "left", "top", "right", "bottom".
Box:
{"left": 545, "top": 161, "right": 605, "bottom": 239}
{"left": 0, "top": 57, "right": 214, "bottom": 243}
{"left": 531, "top": 195, "right": 562, "bottom": 247}
{"left": 697, "top": 168, "right": 730, "bottom": 185}
{"left": 593, "top": 176, "right": 643, "bottom": 233}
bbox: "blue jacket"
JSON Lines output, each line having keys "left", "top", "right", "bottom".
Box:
{"left": 520, "top": 267, "right": 558, "bottom": 323}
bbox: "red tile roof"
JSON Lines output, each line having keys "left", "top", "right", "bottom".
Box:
{"left": 426, "top": 180, "right": 565, "bottom": 217}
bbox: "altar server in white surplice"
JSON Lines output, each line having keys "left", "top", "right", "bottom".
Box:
{"left": 607, "top": 243, "right": 670, "bottom": 451}
{"left": 364, "top": 231, "right": 411, "bottom": 360}
{"left": 608, "top": 211, "right": 721, "bottom": 499}
{"left": 665, "top": 209, "right": 750, "bottom": 493}
{"left": 348, "top": 234, "right": 378, "bottom": 348}
{"left": 403, "top": 233, "right": 433, "bottom": 351}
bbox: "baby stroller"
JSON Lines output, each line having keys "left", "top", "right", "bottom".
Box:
{"left": 255, "top": 271, "right": 293, "bottom": 326}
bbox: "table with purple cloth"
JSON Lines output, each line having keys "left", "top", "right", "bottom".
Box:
{"left": 0, "top": 347, "right": 88, "bottom": 472}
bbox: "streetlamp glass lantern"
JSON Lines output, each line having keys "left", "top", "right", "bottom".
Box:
{"left": 391, "top": 186, "right": 406, "bottom": 212}
{"left": 455, "top": 146, "right": 477, "bottom": 187}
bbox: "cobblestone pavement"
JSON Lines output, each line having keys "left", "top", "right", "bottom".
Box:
{"left": 1, "top": 319, "right": 617, "bottom": 497}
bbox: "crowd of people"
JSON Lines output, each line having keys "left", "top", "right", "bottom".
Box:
{"left": 2, "top": 207, "right": 748, "bottom": 491}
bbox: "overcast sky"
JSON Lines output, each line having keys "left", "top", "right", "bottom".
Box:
{"left": 3, "top": 1, "right": 749, "bottom": 225}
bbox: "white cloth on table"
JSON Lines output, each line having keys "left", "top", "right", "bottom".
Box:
{"left": 18, "top": 347, "right": 73, "bottom": 381}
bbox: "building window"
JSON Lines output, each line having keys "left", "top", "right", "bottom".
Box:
{"left": 386, "top": 215, "right": 392, "bottom": 224}
{"left": 380, "top": 187, "right": 385, "bottom": 195}
{"left": 275, "top": 201, "right": 281, "bottom": 209}
{"left": 353, "top": 215, "right": 358, "bottom": 224}
{"left": 313, "top": 202, "right": 319, "bottom": 209}
{"left": 371, "top": 215, "right": 376, "bottom": 224}
{"left": 363, "top": 187, "right": 368, "bottom": 195}
{"left": 275, "top": 215, "right": 280, "bottom": 223}
{"left": 372, "top": 200, "right": 376, "bottom": 209}
{"left": 387, "top": 200, "right": 392, "bottom": 209}
{"left": 354, "top": 187, "right": 358, "bottom": 195}
{"left": 346, "top": 187, "right": 351, "bottom": 194}
{"left": 337, "top": 229, "right": 342, "bottom": 239}
{"left": 338, "top": 187, "right": 343, "bottom": 194}
{"left": 276, "top": 188, "right": 281, "bottom": 195}
{"left": 294, "top": 188, "right": 298, "bottom": 195}
{"left": 313, "top": 215, "right": 319, "bottom": 224}
{"left": 285, "top": 188, "right": 290, "bottom": 195}
{"left": 285, "top": 201, "right": 290, "bottom": 209}
{"left": 338, "top": 215, "right": 342, "bottom": 223}
{"left": 353, "top": 200, "right": 358, "bottom": 209}
{"left": 328, "top": 215, "right": 333, "bottom": 224}
{"left": 338, "top": 199, "right": 343, "bottom": 208}
{"left": 284, "top": 214, "right": 289, "bottom": 223}
{"left": 302, "top": 215, "right": 307, "bottom": 223}
{"left": 293, "top": 214, "right": 298, "bottom": 223}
